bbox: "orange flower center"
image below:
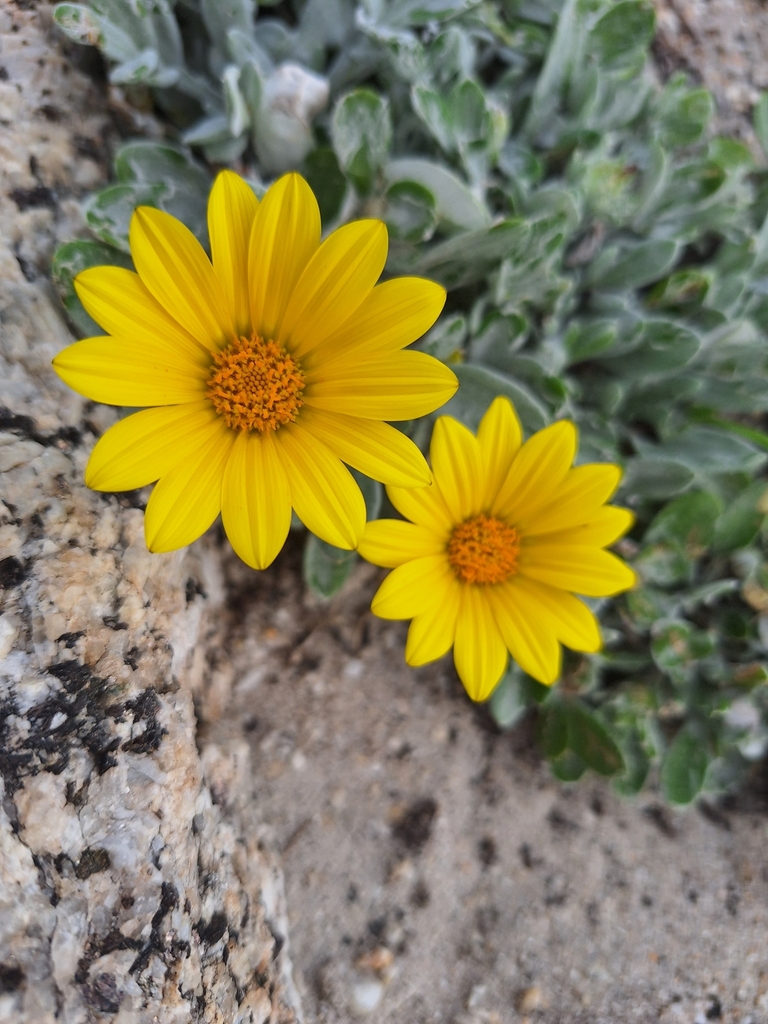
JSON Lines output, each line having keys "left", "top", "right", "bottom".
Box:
{"left": 447, "top": 514, "right": 521, "bottom": 585}
{"left": 207, "top": 334, "right": 305, "bottom": 433}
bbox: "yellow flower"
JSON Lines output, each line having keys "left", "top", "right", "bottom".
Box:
{"left": 53, "top": 171, "right": 458, "bottom": 568}
{"left": 359, "top": 397, "right": 636, "bottom": 701}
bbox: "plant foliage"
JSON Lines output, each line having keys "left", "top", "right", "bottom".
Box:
{"left": 53, "top": 0, "right": 768, "bottom": 804}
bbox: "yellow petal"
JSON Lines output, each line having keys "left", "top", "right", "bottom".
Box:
{"left": 476, "top": 396, "right": 522, "bottom": 508}
{"left": 502, "top": 576, "right": 601, "bottom": 653}
{"left": 302, "top": 277, "right": 445, "bottom": 372}
{"left": 75, "top": 267, "right": 210, "bottom": 365}
{"left": 518, "top": 543, "right": 637, "bottom": 596}
{"left": 486, "top": 582, "right": 562, "bottom": 684}
{"left": 492, "top": 420, "right": 577, "bottom": 521}
{"left": 453, "top": 586, "right": 508, "bottom": 702}
{"left": 130, "top": 206, "right": 233, "bottom": 349}
{"left": 208, "top": 170, "right": 259, "bottom": 336}
{"left": 52, "top": 336, "right": 207, "bottom": 406}
{"left": 280, "top": 220, "right": 388, "bottom": 358}
{"left": 359, "top": 519, "right": 446, "bottom": 568}
{"left": 370, "top": 554, "right": 453, "bottom": 619}
{"left": 221, "top": 430, "right": 291, "bottom": 570}
{"left": 529, "top": 506, "right": 635, "bottom": 548}
{"left": 276, "top": 422, "right": 365, "bottom": 549}
{"left": 248, "top": 172, "right": 320, "bottom": 342}
{"left": 386, "top": 482, "right": 454, "bottom": 538}
{"left": 144, "top": 415, "right": 234, "bottom": 552}
{"left": 299, "top": 407, "right": 431, "bottom": 488}
{"left": 430, "top": 415, "right": 484, "bottom": 522}
{"left": 518, "top": 464, "right": 622, "bottom": 535}
{"left": 406, "top": 575, "right": 461, "bottom": 666}
{"left": 85, "top": 401, "right": 216, "bottom": 491}
{"left": 304, "top": 351, "right": 458, "bottom": 420}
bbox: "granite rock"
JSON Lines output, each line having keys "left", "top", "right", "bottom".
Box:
{"left": 0, "top": 5, "right": 299, "bottom": 1022}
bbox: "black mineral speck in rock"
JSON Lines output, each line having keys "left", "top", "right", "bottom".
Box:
{"left": 478, "top": 835, "right": 497, "bottom": 868}
{"left": 0, "top": 556, "right": 26, "bottom": 588}
{"left": 392, "top": 797, "right": 438, "bottom": 852}
{"left": 84, "top": 972, "right": 121, "bottom": 1014}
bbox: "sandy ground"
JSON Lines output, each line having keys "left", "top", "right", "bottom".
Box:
{"left": 199, "top": 539, "right": 768, "bottom": 1024}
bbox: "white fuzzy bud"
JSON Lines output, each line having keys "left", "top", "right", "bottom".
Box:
{"left": 254, "top": 63, "right": 329, "bottom": 174}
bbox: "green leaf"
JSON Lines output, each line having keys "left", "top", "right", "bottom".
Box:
{"left": 657, "top": 427, "right": 766, "bottom": 476}
{"left": 626, "top": 585, "right": 674, "bottom": 629}
{"left": 304, "top": 147, "right": 347, "bottom": 227}
{"left": 677, "top": 579, "right": 740, "bottom": 614}
{"left": 614, "top": 727, "right": 650, "bottom": 796}
{"left": 565, "top": 320, "right": 618, "bottom": 363}
{"left": 385, "top": 158, "right": 489, "bottom": 231}
{"left": 645, "top": 490, "right": 722, "bottom": 550}
{"left": 603, "top": 321, "right": 699, "bottom": 377}
{"left": 382, "top": 0, "right": 483, "bottom": 28}
{"left": 661, "top": 728, "right": 708, "bottom": 805}
{"left": 298, "top": 0, "right": 355, "bottom": 52}
{"left": 647, "top": 269, "right": 710, "bottom": 312}
{"left": 222, "top": 64, "right": 251, "bottom": 137}
{"left": 651, "top": 619, "right": 715, "bottom": 686}
{"left": 54, "top": 3, "right": 103, "bottom": 48}
{"left": 418, "top": 314, "right": 466, "bottom": 360}
{"left": 522, "top": 0, "right": 586, "bottom": 141}
{"left": 710, "top": 136, "right": 753, "bottom": 171}
{"left": 499, "top": 139, "right": 544, "bottom": 186}
{"left": 114, "top": 139, "right": 210, "bottom": 196}
{"left": 303, "top": 536, "right": 357, "bottom": 600}
{"left": 442, "top": 364, "right": 549, "bottom": 434}
{"left": 407, "top": 219, "right": 530, "bottom": 290}
{"left": 183, "top": 114, "right": 232, "bottom": 147}
{"left": 634, "top": 542, "right": 693, "bottom": 588}
{"left": 411, "top": 85, "right": 453, "bottom": 151}
{"left": 621, "top": 457, "right": 695, "bottom": 500}
{"left": 84, "top": 183, "right": 167, "bottom": 251}
{"left": 51, "top": 240, "right": 133, "bottom": 338}
{"left": 551, "top": 749, "right": 587, "bottom": 782}
{"left": 539, "top": 701, "right": 568, "bottom": 758}
{"left": 112, "top": 140, "right": 211, "bottom": 243}
{"left": 521, "top": 674, "right": 552, "bottom": 704}
{"left": 351, "top": 469, "right": 382, "bottom": 521}
{"left": 488, "top": 668, "right": 528, "bottom": 730}
{"left": 110, "top": 49, "right": 169, "bottom": 88}
{"left": 588, "top": 1, "right": 654, "bottom": 70}
{"left": 565, "top": 701, "right": 625, "bottom": 777}
{"left": 754, "top": 93, "right": 768, "bottom": 162}
{"left": 572, "top": 152, "right": 640, "bottom": 223}
{"left": 384, "top": 181, "right": 437, "bottom": 243}
{"left": 332, "top": 89, "right": 392, "bottom": 194}
{"left": 657, "top": 75, "right": 713, "bottom": 147}
{"left": 712, "top": 480, "right": 768, "bottom": 553}
{"left": 412, "top": 79, "right": 497, "bottom": 162}
{"left": 587, "top": 239, "right": 680, "bottom": 291}
{"left": 200, "top": 0, "right": 255, "bottom": 58}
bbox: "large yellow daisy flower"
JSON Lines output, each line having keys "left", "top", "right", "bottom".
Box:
{"left": 359, "top": 397, "right": 637, "bottom": 701}
{"left": 53, "top": 171, "right": 458, "bottom": 568}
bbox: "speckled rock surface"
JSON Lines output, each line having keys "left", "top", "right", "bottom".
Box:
{"left": 0, "top": 5, "right": 299, "bottom": 1022}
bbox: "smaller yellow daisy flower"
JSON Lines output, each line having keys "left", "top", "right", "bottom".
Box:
{"left": 359, "top": 397, "right": 637, "bottom": 701}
